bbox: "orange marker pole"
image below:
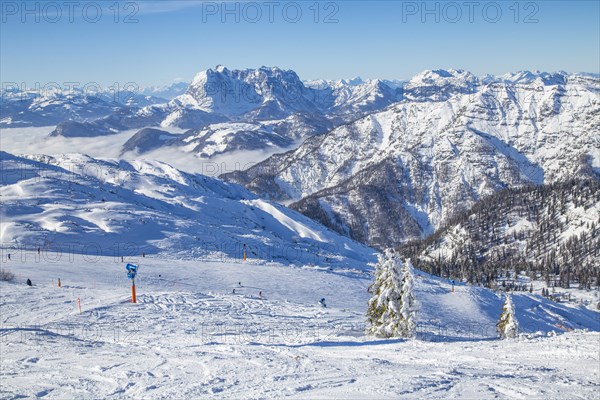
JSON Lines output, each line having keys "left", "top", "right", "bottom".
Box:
{"left": 131, "top": 279, "right": 137, "bottom": 303}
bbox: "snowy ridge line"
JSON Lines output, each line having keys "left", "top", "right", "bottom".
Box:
{"left": 5, "top": 69, "right": 592, "bottom": 112}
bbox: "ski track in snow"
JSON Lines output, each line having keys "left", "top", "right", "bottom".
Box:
{"left": 1, "top": 252, "right": 599, "bottom": 399}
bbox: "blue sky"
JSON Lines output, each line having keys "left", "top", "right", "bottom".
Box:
{"left": 1, "top": 1, "right": 598, "bottom": 86}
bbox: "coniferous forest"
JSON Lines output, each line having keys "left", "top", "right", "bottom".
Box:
{"left": 399, "top": 179, "right": 600, "bottom": 289}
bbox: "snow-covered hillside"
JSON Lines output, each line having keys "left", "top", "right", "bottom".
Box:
{"left": 0, "top": 151, "right": 374, "bottom": 269}
{"left": 226, "top": 70, "right": 600, "bottom": 248}
{"left": 1, "top": 251, "right": 598, "bottom": 398}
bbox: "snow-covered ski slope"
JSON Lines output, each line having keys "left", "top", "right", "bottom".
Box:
{"left": 0, "top": 151, "right": 374, "bottom": 270}
{"left": 1, "top": 251, "right": 598, "bottom": 398}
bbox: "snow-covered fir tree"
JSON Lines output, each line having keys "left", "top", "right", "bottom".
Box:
{"left": 497, "top": 294, "right": 519, "bottom": 339}
{"left": 366, "top": 250, "right": 418, "bottom": 338}
{"left": 399, "top": 258, "right": 418, "bottom": 338}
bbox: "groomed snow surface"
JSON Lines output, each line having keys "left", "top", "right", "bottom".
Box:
{"left": 1, "top": 251, "right": 599, "bottom": 399}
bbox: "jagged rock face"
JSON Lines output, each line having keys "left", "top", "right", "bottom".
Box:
{"left": 224, "top": 71, "right": 600, "bottom": 249}
{"left": 185, "top": 66, "right": 321, "bottom": 116}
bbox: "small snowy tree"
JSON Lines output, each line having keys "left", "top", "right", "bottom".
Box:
{"left": 366, "top": 250, "right": 418, "bottom": 338}
{"left": 497, "top": 294, "right": 519, "bottom": 339}
{"left": 398, "top": 258, "right": 417, "bottom": 338}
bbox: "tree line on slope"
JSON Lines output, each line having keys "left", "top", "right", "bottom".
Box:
{"left": 398, "top": 179, "right": 600, "bottom": 289}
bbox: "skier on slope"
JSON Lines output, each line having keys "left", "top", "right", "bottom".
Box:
{"left": 319, "top": 298, "right": 327, "bottom": 308}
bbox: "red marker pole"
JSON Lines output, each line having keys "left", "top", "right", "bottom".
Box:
{"left": 131, "top": 278, "right": 137, "bottom": 303}
{"left": 77, "top": 297, "right": 82, "bottom": 313}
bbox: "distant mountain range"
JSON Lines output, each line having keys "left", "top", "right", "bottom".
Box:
{"left": 2, "top": 66, "right": 405, "bottom": 156}
{"left": 2, "top": 67, "right": 598, "bottom": 253}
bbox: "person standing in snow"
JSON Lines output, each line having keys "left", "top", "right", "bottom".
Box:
{"left": 26, "top": 278, "right": 32, "bottom": 286}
